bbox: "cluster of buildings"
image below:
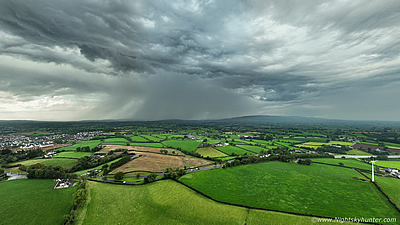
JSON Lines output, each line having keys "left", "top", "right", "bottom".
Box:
{"left": 0, "top": 131, "right": 103, "bottom": 151}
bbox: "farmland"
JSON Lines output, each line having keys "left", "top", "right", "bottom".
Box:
{"left": 375, "top": 161, "right": 400, "bottom": 169}
{"left": 0, "top": 179, "right": 75, "bottom": 225}
{"left": 11, "top": 157, "right": 78, "bottom": 169}
{"left": 375, "top": 176, "right": 400, "bottom": 208}
{"left": 346, "top": 149, "right": 372, "bottom": 156}
{"left": 216, "top": 145, "right": 252, "bottom": 156}
{"left": 102, "top": 138, "right": 130, "bottom": 145}
{"left": 75, "top": 180, "right": 348, "bottom": 225}
{"left": 311, "top": 158, "right": 371, "bottom": 170}
{"left": 180, "top": 162, "right": 399, "bottom": 218}
{"left": 114, "top": 152, "right": 211, "bottom": 172}
{"left": 195, "top": 147, "right": 228, "bottom": 158}
{"left": 59, "top": 140, "right": 101, "bottom": 151}
{"left": 162, "top": 140, "right": 201, "bottom": 152}
{"left": 54, "top": 151, "right": 93, "bottom": 158}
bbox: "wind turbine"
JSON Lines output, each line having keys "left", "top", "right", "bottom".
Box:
{"left": 371, "top": 160, "right": 377, "bottom": 182}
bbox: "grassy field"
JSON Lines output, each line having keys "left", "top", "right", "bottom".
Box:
{"left": 59, "top": 140, "right": 101, "bottom": 151}
{"left": 54, "top": 151, "right": 93, "bottom": 158}
{"left": 75, "top": 180, "right": 348, "bottom": 225}
{"left": 126, "top": 135, "right": 149, "bottom": 142}
{"left": 311, "top": 158, "right": 371, "bottom": 171}
{"left": 285, "top": 137, "right": 329, "bottom": 143}
{"left": 346, "top": 149, "right": 372, "bottom": 156}
{"left": 375, "top": 176, "right": 400, "bottom": 208}
{"left": 329, "top": 141, "right": 354, "bottom": 146}
{"left": 130, "top": 142, "right": 164, "bottom": 147}
{"left": 195, "top": 147, "right": 228, "bottom": 158}
{"left": 11, "top": 158, "right": 78, "bottom": 169}
{"left": 216, "top": 145, "right": 253, "bottom": 156}
{"left": 375, "top": 161, "right": 400, "bottom": 169}
{"left": 162, "top": 140, "right": 201, "bottom": 152}
{"left": 180, "top": 162, "right": 399, "bottom": 218}
{"left": 141, "top": 134, "right": 164, "bottom": 142}
{"left": 102, "top": 138, "right": 130, "bottom": 145}
{"left": 0, "top": 179, "right": 75, "bottom": 225}
{"left": 236, "top": 145, "right": 266, "bottom": 153}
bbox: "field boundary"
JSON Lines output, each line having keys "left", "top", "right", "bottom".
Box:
{"left": 311, "top": 161, "right": 372, "bottom": 174}
{"left": 355, "top": 170, "right": 400, "bottom": 214}
{"left": 174, "top": 179, "right": 376, "bottom": 224}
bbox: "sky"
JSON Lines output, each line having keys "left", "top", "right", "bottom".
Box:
{"left": 0, "top": 0, "right": 400, "bottom": 121}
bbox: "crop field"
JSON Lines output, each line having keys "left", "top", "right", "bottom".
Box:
{"left": 251, "top": 139, "right": 274, "bottom": 145}
{"left": 131, "top": 142, "right": 164, "bottom": 147}
{"left": 275, "top": 142, "right": 303, "bottom": 150}
{"left": 129, "top": 146, "right": 184, "bottom": 155}
{"left": 74, "top": 180, "right": 346, "bottom": 225}
{"left": 97, "top": 144, "right": 130, "bottom": 152}
{"left": 329, "top": 141, "right": 354, "bottom": 146}
{"left": 140, "top": 134, "right": 164, "bottom": 142}
{"left": 162, "top": 140, "right": 201, "bottom": 152}
{"left": 286, "top": 137, "right": 329, "bottom": 143}
{"left": 11, "top": 158, "right": 78, "bottom": 168}
{"left": 375, "top": 176, "right": 400, "bottom": 208}
{"left": 195, "top": 147, "right": 228, "bottom": 158}
{"left": 180, "top": 162, "right": 399, "bottom": 218}
{"left": 375, "top": 161, "right": 400, "bottom": 169}
{"left": 311, "top": 158, "right": 371, "bottom": 171}
{"left": 346, "top": 149, "right": 372, "bottom": 156}
{"left": 295, "top": 144, "right": 319, "bottom": 149}
{"left": 216, "top": 145, "right": 253, "bottom": 156}
{"left": 54, "top": 151, "right": 93, "bottom": 158}
{"left": 126, "top": 135, "right": 149, "bottom": 142}
{"left": 236, "top": 145, "right": 266, "bottom": 153}
{"left": 114, "top": 152, "right": 211, "bottom": 172}
{"left": 0, "top": 179, "right": 75, "bottom": 225}
{"left": 59, "top": 140, "right": 101, "bottom": 151}
{"left": 102, "top": 138, "right": 130, "bottom": 145}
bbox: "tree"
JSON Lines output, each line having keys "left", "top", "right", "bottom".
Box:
{"left": 114, "top": 171, "right": 124, "bottom": 180}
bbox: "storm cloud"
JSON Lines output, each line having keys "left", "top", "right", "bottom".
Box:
{"left": 0, "top": 0, "right": 400, "bottom": 121}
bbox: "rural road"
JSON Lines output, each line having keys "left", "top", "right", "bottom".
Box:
{"left": 335, "top": 155, "right": 400, "bottom": 159}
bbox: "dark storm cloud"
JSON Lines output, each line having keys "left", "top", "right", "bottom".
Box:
{"left": 1, "top": 0, "right": 400, "bottom": 120}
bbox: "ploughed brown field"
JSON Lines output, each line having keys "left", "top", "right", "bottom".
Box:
{"left": 353, "top": 143, "right": 400, "bottom": 154}
{"left": 98, "top": 145, "right": 131, "bottom": 152}
{"left": 113, "top": 151, "right": 212, "bottom": 172}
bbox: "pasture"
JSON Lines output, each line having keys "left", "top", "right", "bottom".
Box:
{"left": 130, "top": 146, "right": 184, "bottom": 155}
{"left": 75, "top": 180, "right": 346, "bottom": 225}
{"left": 130, "top": 142, "right": 164, "bottom": 147}
{"left": 162, "top": 140, "right": 201, "bottom": 152}
{"left": 195, "top": 147, "right": 228, "bottom": 158}
{"left": 236, "top": 144, "right": 266, "bottom": 153}
{"left": 375, "top": 161, "right": 400, "bottom": 169}
{"left": 180, "top": 162, "right": 399, "bottom": 218}
{"left": 54, "top": 151, "right": 93, "bottom": 158}
{"left": 126, "top": 135, "right": 149, "bottom": 142}
{"left": 115, "top": 152, "right": 211, "bottom": 172}
{"left": 140, "top": 134, "right": 164, "bottom": 142}
{"left": 59, "top": 140, "right": 101, "bottom": 151}
{"left": 102, "top": 138, "right": 130, "bottom": 145}
{"left": 311, "top": 158, "right": 371, "bottom": 171}
{"left": 346, "top": 149, "right": 372, "bottom": 156}
{"left": 0, "top": 179, "right": 75, "bottom": 225}
{"left": 375, "top": 176, "right": 400, "bottom": 208}
{"left": 75, "top": 158, "right": 123, "bottom": 175}
{"left": 11, "top": 158, "right": 78, "bottom": 169}
{"left": 216, "top": 145, "right": 252, "bottom": 156}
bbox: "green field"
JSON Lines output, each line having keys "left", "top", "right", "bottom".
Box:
{"left": 162, "top": 140, "right": 201, "bottom": 152}
{"left": 11, "top": 158, "right": 78, "bottom": 169}
{"left": 236, "top": 145, "right": 266, "bottom": 153}
{"left": 375, "top": 176, "right": 400, "bottom": 208}
{"left": 375, "top": 161, "right": 400, "bottom": 169}
{"left": 130, "top": 142, "right": 164, "bottom": 147}
{"left": 180, "top": 162, "right": 399, "bottom": 218}
{"left": 329, "top": 141, "right": 354, "bottom": 146}
{"left": 59, "top": 140, "right": 101, "bottom": 151}
{"left": 216, "top": 145, "right": 252, "bottom": 156}
{"left": 75, "top": 180, "right": 345, "bottom": 225}
{"left": 103, "top": 138, "right": 130, "bottom": 145}
{"left": 311, "top": 158, "right": 371, "bottom": 171}
{"left": 346, "top": 149, "right": 372, "bottom": 156}
{"left": 126, "top": 135, "right": 149, "bottom": 142}
{"left": 141, "top": 134, "right": 164, "bottom": 142}
{"left": 0, "top": 179, "right": 75, "bottom": 225}
{"left": 285, "top": 138, "right": 329, "bottom": 143}
{"left": 54, "top": 151, "right": 93, "bottom": 158}
{"left": 196, "top": 147, "right": 227, "bottom": 158}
